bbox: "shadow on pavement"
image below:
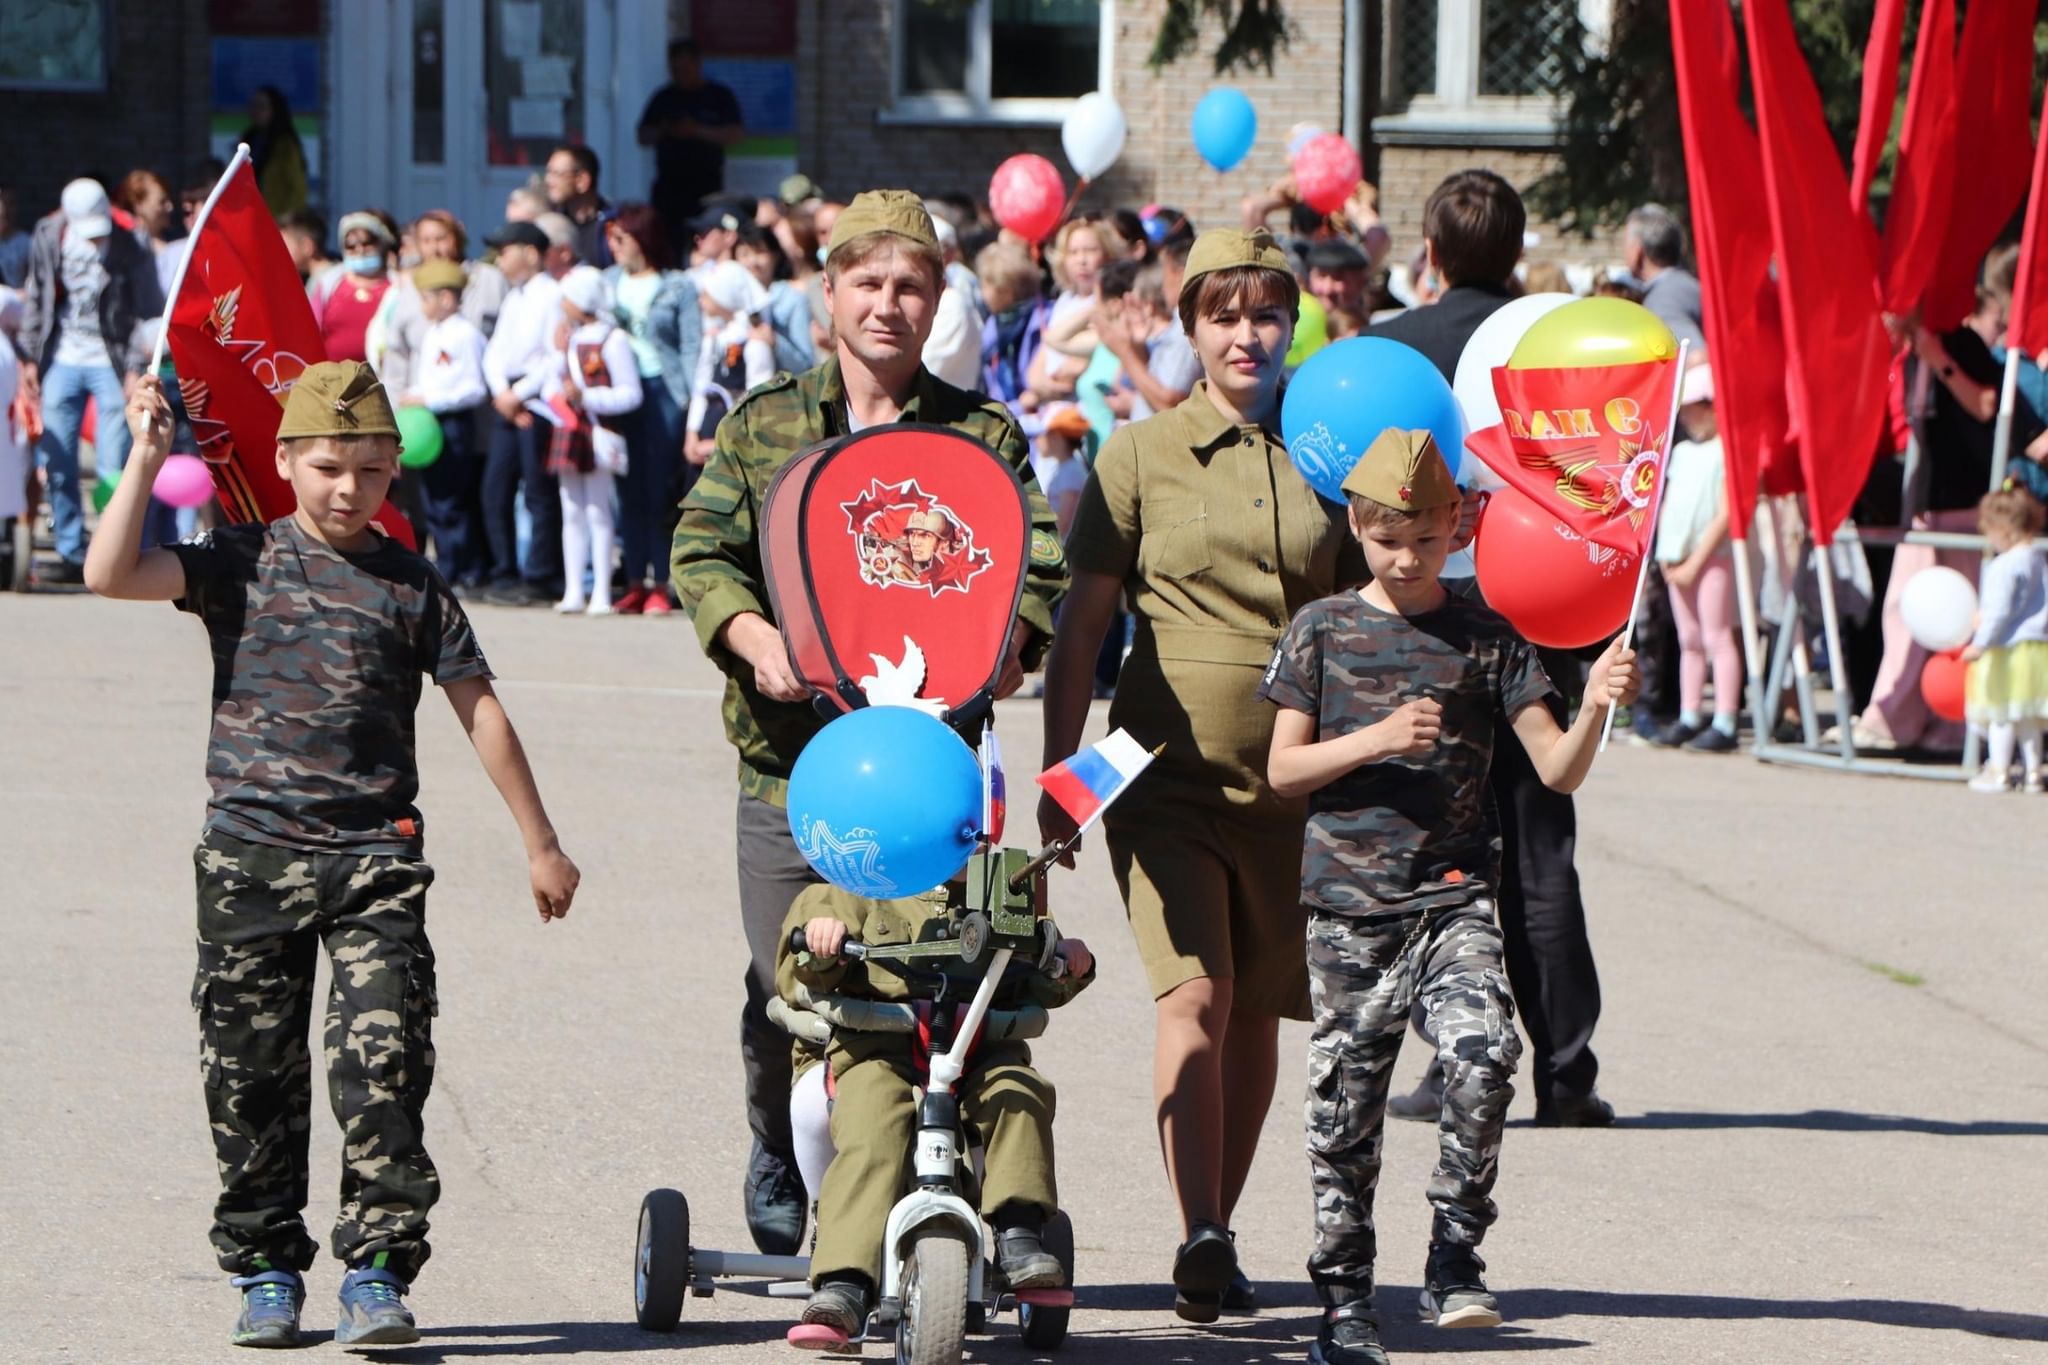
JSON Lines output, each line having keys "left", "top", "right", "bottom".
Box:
{"left": 1616, "top": 1110, "right": 2048, "bottom": 1137}
{"left": 370, "top": 1319, "right": 770, "bottom": 1358}
{"left": 1509, "top": 1288, "right": 2048, "bottom": 1341}
{"left": 1064, "top": 1287, "right": 1590, "bottom": 1358}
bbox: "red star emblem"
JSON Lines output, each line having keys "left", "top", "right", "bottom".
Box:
{"left": 1398, "top": 484, "right": 1413, "bottom": 502}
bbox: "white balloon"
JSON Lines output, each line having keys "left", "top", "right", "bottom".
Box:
{"left": 1900, "top": 565, "right": 1978, "bottom": 653}
{"left": 1451, "top": 292, "right": 1577, "bottom": 491}
{"left": 1061, "top": 93, "right": 1128, "bottom": 180}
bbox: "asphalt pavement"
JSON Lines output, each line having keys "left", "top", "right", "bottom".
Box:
{"left": 3, "top": 591, "right": 2044, "bottom": 1364}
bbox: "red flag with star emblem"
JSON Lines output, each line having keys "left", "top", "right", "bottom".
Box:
{"left": 161, "top": 150, "right": 414, "bottom": 546}
{"left": 1463, "top": 358, "right": 1682, "bottom": 559}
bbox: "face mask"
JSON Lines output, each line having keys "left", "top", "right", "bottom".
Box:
{"left": 344, "top": 253, "right": 384, "bottom": 276}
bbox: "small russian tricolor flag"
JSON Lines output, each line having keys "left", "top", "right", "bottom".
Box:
{"left": 980, "top": 723, "right": 1006, "bottom": 844}
{"left": 1036, "top": 728, "right": 1155, "bottom": 834}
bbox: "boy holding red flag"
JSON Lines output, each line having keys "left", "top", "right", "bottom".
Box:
{"left": 1258, "top": 430, "right": 1637, "bottom": 1365}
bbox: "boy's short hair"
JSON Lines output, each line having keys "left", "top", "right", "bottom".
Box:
{"left": 1098, "top": 258, "right": 1142, "bottom": 303}
{"left": 1131, "top": 262, "right": 1169, "bottom": 314}
{"left": 1423, "top": 170, "right": 1526, "bottom": 289}
{"left": 1981, "top": 485, "right": 2047, "bottom": 539}
{"left": 974, "top": 240, "right": 1041, "bottom": 302}
{"left": 279, "top": 432, "right": 400, "bottom": 458}
{"left": 1347, "top": 493, "right": 1458, "bottom": 532}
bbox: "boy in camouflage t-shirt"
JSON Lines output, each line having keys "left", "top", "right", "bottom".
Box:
{"left": 84, "top": 365, "right": 580, "bottom": 1350}
{"left": 1257, "top": 431, "right": 1637, "bottom": 1365}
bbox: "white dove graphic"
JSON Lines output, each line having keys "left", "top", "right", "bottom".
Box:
{"left": 859, "top": 636, "right": 947, "bottom": 716}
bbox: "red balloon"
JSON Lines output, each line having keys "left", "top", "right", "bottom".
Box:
{"left": 1472, "top": 488, "right": 1639, "bottom": 649}
{"left": 988, "top": 154, "right": 1066, "bottom": 244}
{"left": 1293, "top": 133, "right": 1362, "bottom": 214}
{"left": 1919, "top": 648, "right": 1967, "bottom": 722}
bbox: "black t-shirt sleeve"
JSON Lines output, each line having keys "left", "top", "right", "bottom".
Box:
{"left": 167, "top": 527, "right": 250, "bottom": 621}
{"left": 1497, "top": 629, "right": 1559, "bottom": 720}
{"left": 421, "top": 567, "right": 493, "bottom": 685}
{"left": 1258, "top": 607, "right": 1323, "bottom": 715}
{"left": 638, "top": 86, "right": 676, "bottom": 134}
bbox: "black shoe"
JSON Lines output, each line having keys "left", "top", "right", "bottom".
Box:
{"left": 797, "top": 1277, "right": 870, "bottom": 1343}
{"left": 1217, "top": 1229, "right": 1257, "bottom": 1313}
{"left": 995, "top": 1225, "right": 1065, "bottom": 1290}
{"left": 1170, "top": 1221, "right": 1236, "bottom": 1324}
{"left": 1535, "top": 1092, "right": 1615, "bottom": 1127}
{"left": 1310, "top": 1300, "right": 1389, "bottom": 1365}
{"left": 1653, "top": 718, "right": 1703, "bottom": 748}
{"left": 1685, "top": 725, "right": 1738, "bottom": 753}
{"left": 39, "top": 558, "right": 84, "bottom": 585}
{"left": 1386, "top": 1076, "right": 1443, "bottom": 1123}
{"left": 744, "top": 1138, "right": 806, "bottom": 1256}
{"left": 1420, "top": 1242, "right": 1502, "bottom": 1328}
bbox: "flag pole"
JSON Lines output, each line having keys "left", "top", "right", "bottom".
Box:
{"left": 1730, "top": 535, "right": 1766, "bottom": 744}
{"left": 1599, "top": 339, "right": 1692, "bottom": 753}
{"left": 1985, "top": 346, "right": 2023, "bottom": 497}
{"left": 149, "top": 143, "right": 251, "bottom": 374}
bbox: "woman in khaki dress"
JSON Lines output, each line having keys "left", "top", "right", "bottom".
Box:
{"left": 1039, "top": 228, "right": 1365, "bottom": 1320}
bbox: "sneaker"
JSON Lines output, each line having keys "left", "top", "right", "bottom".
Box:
{"left": 641, "top": 590, "right": 674, "bottom": 617}
{"left": 1420, "top": 1242, "right": 1502, "bottom": 1329}
{"left": 745, "top": 1138, "right": 806, "bottom": 1256}
{"left": 995, "top": 1224, "right": 1065, "bottom": 1290}
{"left": 1969, "top": 767, "right": 2012, "bottom": 793}
{"left": 2025, "top": 770, "right": 2045, "bottom": 795}
{"left": 336, "top": 1264, "right": 418, "bottom": 1346}
{"left": 39, "top": 558, "right": 85, "bottom": 586}
{"left": 1820, "top": 719, "right": 1898, "bottom": 752}
{"left": 794, "top": 1277, "right": 869, "bottom": 1348}
{"left": 1310, "top": 1300, "right": 1389, "bottom": 1365}
{"left": 1684, "top": 726, "right": 1738, "bottom": 753}
{"left": 586, "top": 601, "right": 615, "bottom": 617}
{"left": 1170, "top": 1220, "right": 1236, "bottom": 1324}
{"left": 1535, "top": 1092, "right": 1615, "bottom": 1127}
{"left": 1653, "top": 719, "right": 1703, "bottom": 748}
{"left": 554, "top": 597, "right": 587, "bottom": 615}
{"left": 613, "top": 584, "right": 651, "bottom": 615}
{"left": 228, "top": 1265, "right": 304, "bottom": 1349}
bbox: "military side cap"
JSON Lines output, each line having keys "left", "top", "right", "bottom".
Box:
{"left": 828, "top": 189, "right": 937, "bottom": 252}
{"left": 277, "top": 361, "right": 400, "bottom": 441}
{"left": 412, "top": 260, "right": 466, "bottom": 294}
{"left": 1339, "top": 429, "right": 1460, "bottom": 509}
{"left": 1178, "top": 227, "right": 1295, "bottom": 313}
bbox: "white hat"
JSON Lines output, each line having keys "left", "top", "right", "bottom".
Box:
{"left": 61, "top": 179, "right": 112, "bottom": 238}
{"left": 1680, "top": 362, "right": 1715, "bottom": 407}
{"left": 558, "top": 264, "right": 611, "bottom": 318}
{"left": 534, "top": 211, "right": 577, "bottom": 253}
{"left": 700, "top": 259, "right": 768, "bottom": 317}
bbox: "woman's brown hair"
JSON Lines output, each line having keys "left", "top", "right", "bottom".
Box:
{"left": 1177, "top": 264, "right": 1300, "bottom": 336}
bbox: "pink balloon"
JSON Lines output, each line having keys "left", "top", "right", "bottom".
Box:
{"left": 1293, "top": 133, "right": 1362, "bottom": 215}
{"left": 989, "top": 154, "right": 1066, "bottom": 244}
{"left": 153, "top": 454, "right": 218, "bottom": 510}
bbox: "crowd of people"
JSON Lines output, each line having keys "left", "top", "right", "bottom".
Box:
{"left": 7, "top": 83, "right": 2047, "bottom": 1359}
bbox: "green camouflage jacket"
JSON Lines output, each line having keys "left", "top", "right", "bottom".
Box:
{"left": 671, "top": 355, "right": 1070, "bottom": 805}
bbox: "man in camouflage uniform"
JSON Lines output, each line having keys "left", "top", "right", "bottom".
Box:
{"left": 1256, "top": 430, "right": 1637, "bottom": 1365}
{"left": 671, "top": 189, "right": 1068, "bottom": 1255}
{"left": 84, "top": 363, "right": 580, "bottom": 1350}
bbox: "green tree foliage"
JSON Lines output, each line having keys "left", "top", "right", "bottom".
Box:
{"left": 1144, "top": 0, "right": 1295, "bottom": 73}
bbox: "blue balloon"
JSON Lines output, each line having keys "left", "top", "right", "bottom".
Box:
{"left": 787, "top": 706, "right": 982, "bottom": 900}
{"left": 1280, "top": 337, "right": 1466, "bottom": 503}
{"left": 1191, "top": 88, "right": 1258, "bottom": 173}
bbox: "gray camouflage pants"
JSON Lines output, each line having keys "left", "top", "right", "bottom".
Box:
{"left": 1305, "top": 900, "right": 1520, "bottom": 1303}
{"left": 192, "top": 830, "right": 440, "bottom": 1280}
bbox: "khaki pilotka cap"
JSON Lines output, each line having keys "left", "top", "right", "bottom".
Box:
{"left": 827, "top": 189, "right": 938, "bottom": 252}
{"left": 1340, "top": 429, "right": 1461, "bottom": 509}
{"left": 277, "top": 361, "right": 401, "bottom": 441}
{"left": 412, "top": 260, "right": 467, "bottom": 294}
{"left": 1176, "top": 227, "right": 1295, "bottom": 315}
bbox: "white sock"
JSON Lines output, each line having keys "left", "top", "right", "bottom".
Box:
{"left": 585, "top": 469, "right": 616, "bottom": 609}
{"left": 1985, "top": 723, "right": 2016, "bottom": 776}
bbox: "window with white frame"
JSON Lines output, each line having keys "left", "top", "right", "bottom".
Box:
{"left": 892, "top": 0, "right": 1107, "bottom": 122}
{"left": 1380, "top": 0, "right": 1607, "bottom": 129}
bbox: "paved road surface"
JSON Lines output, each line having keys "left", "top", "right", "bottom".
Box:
{"left": 4, "top": 593, "right": 2043, "bottom": 1363}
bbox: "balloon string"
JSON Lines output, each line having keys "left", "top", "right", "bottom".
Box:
{"left": 1056, "top": 176, "right": 1090, "bottom": 232}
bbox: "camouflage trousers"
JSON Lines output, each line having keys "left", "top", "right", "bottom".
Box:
{"left": 1304, "top": 900, "right": 1520, "bottom": 1303}
{"left": 192, "top": 830, "right": 440, "bottom": 1280}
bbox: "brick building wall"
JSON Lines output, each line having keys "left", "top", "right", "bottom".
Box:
{"left": 0, "top": 0, "right": 213, "bottom": 223}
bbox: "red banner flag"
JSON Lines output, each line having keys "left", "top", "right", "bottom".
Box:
{"left": 163, "top": 154, "right": 414, "bottom": 546}
{"left": 1924, "top": 0, "right": 2034, "bottom": 330}
{"left": 1744, "top": 0, "right": 1892, "bottom": 544}
{"left": 1668, "top": 0, "right": 1791, "bottom": 539}
{"left": 1876, "top": 0, "right": 1958, "bottom": 316}
{"left": 2010, "top": 83, "right": 2048, "bottom": 361}
{"left": 1464, "top": 358, "right": 1681, "bottom": 557}
{"left": 1848, "top": 0, "right": 1907, "bottom": 218}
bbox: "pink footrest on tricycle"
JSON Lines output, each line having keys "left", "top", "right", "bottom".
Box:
{"left": 1015, "top": 1288, "right": 1075, "bottom": 1308}
{"left": 787, "top": 1322, "right": 851, "bottom": 1351}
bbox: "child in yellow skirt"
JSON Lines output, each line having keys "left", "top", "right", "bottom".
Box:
{"left": 1964, "top": 486, "right": 2048, "bottom": 792}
